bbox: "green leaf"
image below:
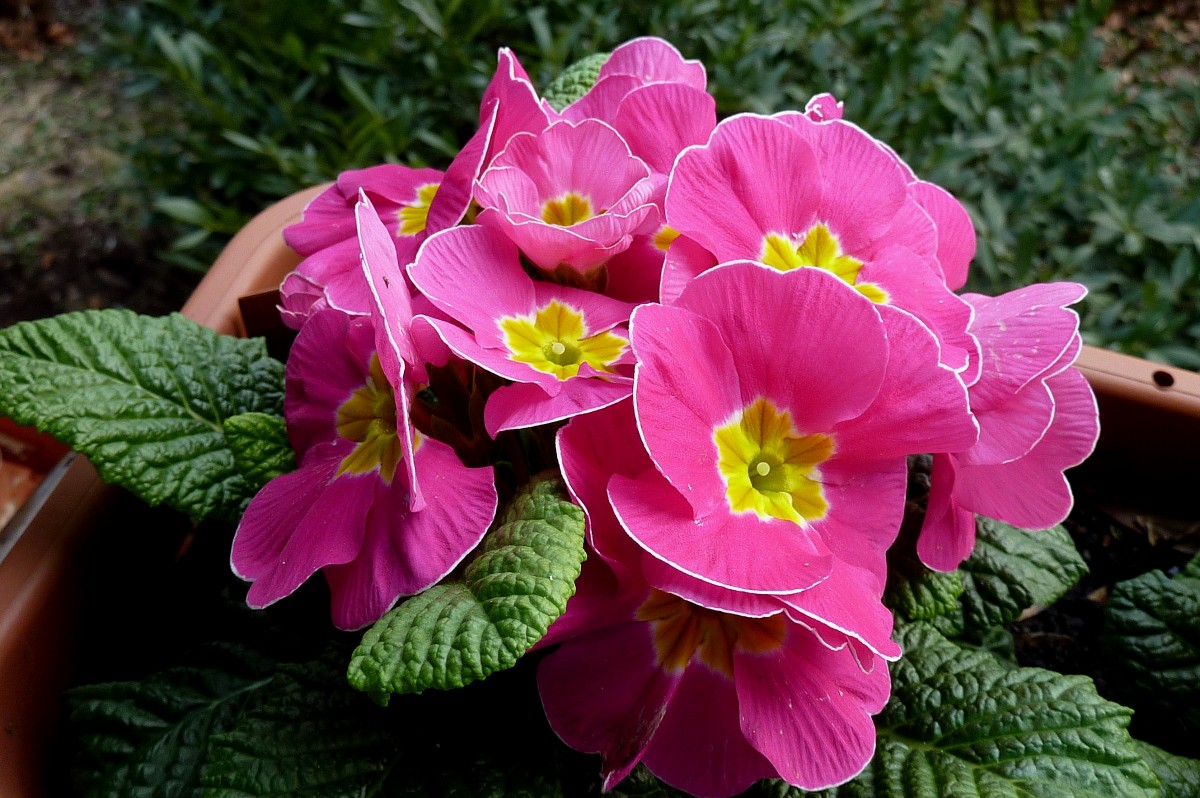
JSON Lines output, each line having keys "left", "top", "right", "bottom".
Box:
{"left": 1133, "top": 741, "right": 1200, "bottom": 798}
{"left": 959, "top": 518, "right": 1087, "bottom": 630}
{"left": 884, "top": 532, "right": 965, "bottom": 624}
{"left": 770, "top": 624, "right": 1159, "bottom": 798}
{"left": 347, "top": 476, "right": 586, "bottom": 701}
{"left": 0, "top": 310, "right": 285, "bottom": 523}
{"left": 1103, "top": 556, "right": 1200, "bottom": 736}
{"left": 542, "top": 52, "right": 609, "bottom": 111}
{"left": 202, "top": 658, "right": 401, "bottom": 797}
{"left": 66, "top": 645, "right": 274, "bottom": 798}
{"left": 224, "top": 411, "right": 295, "bottom": 492}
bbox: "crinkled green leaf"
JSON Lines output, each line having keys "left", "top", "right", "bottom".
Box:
{"left": 347, "top": 476, "right": 586, "bottom": 700}
{"left": 769, "top": 624, "right": 1158, "bottom": 798}
{"left": 224, "top": 411, "right": 294, "bottom": 492}
{"left": 885, "top": 537, "right": 965, "bottom": 624}
{"left": 541, "top": 52, "right": 608, "bottom": 111}
{"left": 959, "top": 518, "right": 1087, "bottom": 630}
{"left": 202, "top": 658, "right": 400, "bottom": 797}
{"left": 0, "top": 310, "right": 285, "bottom": 523}
{"left": 66, "top": 644, "right": 274, "bottom": 798}
{"left": 1134, "top": 741, "right": 1200, "bottom": 798}
{"left": 1103, "top": 556, "right": 1200, "bottom": 736}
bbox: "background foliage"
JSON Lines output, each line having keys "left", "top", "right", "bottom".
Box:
{"left": 104, "top": 0, "right": 1200, "bottom": 364}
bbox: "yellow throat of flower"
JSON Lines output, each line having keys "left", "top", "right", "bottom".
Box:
{"left": 760, "top": 223, "right": 887, "bottom": 303}
{"left": 713, "top": 396, "right": 833, "bottom": 525}
{"left": 541, "top": 192, "right": 594, "bottom": 227}
{"left": 398, "top": 183, "right": 440, "bottom": 236}
{"left": 335, "top": 353, "right": 412, "bottom": 482}
{"left": 637, "top": 590, "right": 787, "bottom": 676}
{"left": 499, "top": 300, "right": 626, "bottom": 381}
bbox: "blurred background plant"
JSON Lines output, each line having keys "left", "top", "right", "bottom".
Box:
{"left": 2, "top": 0, "right": 1197, "bottom": 364}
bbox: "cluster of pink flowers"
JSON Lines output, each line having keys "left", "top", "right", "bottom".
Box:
{"left": 231, "top": 37, "right": 1099, "bottom": 796}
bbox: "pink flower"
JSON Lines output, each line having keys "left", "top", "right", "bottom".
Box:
{"left": 918, "top": 283, "right": 1100, "bottom": 570}
{"left": 474, "top": 119, "right": 660, "bottom": 276}
{"left": 543, "top": 400, "right": 891, "bottom": 795}
{"left": 408, "top": 224, "right": 637, "bottom": 434}
{"left": 663, "top": 113, "right": 978, "bottom": 373}
{"left": 615, "top": 262, "right": 977, "bottom": 600}
{"left": 233, "top": 198, "right": 497, "bottom": 629}
{"left": 561, "top": 37, "right": 715, "bottom": 176}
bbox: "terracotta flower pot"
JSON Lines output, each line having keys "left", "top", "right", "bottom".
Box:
{"left": 1, "top": 183, "right": 1197, "bottom": 793}
{"left": 0, "top": 184, "right": 324, "bottom": 798}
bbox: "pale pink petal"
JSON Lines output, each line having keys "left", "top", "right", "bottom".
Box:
{"left": 955, "top": 367, "right": 1098, "bottom": 529}
{"left": 735, "top": 625, "right": 887, "bottom": 790}
{"left": 233, "top": 440, "right": 374, "bottom": 608}
{"left": 641, "top": 665, "right": 776, "bottom": 797}
{"left": 538, "top": 619, "right": 681, "bottom": 788}
{"left": 560, "top": 74, "right": 641, "bottom": 124}
{"left": 293, "top": 238, "right": 374, "bottom": 316}
{"left": 609, "top": 471, "right": 832, "bottom": 595}
{"left": 917, "top": 453, "right": 977, "bottom": 571}
{"left": 965, "top": 283, "right": 1086, "bottom": 409}
{"left": 960, "top": 378, "right": 1054, "bottom": 465}
{"left": 832, "top": 304, "right": 977, "bottom": 458}
{"left": 613, "top": 83, "right": 716, "bottom": 174}
{"left": 911, "top": 181, "right": 975, "bottom": 290}
{"left": 599, "top": 36, "right": 706, "bottom": 90}
{"left": 323, "top": 437, "right": 496, "bottom": 629}
{"left": 484, "top": 375, "right": 633, "bottom": 435}
{"left": 804, "top": 93, "right": 844, "bottom": 122}
{"left": 667, "top": 115, "right": 821, "bottom": 262}
{"left": 675, "top": 263, "right": 888, "bottom": 432}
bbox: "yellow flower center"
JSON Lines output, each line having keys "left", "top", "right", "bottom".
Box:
{"left": 760, "top": 223, "right": 888, "bottom": 303}
{"left": 398, "top": 183, "right": 440, "bottom": 236}
{"left": 335, "top": 354, "right": 416, "bottom": 483}
{"left": 499, "top": 300, "right": 627, "bottom": 381}
{"left": 653, "top": 225, "right": 681, "bottom": 252}
{"left": 713, "top": 397, "right": 833, "bottom": 525}
{"left": 637, "top": 590, "right": 787, "bottom": 676}
{"left": 541, "top": 192, "right": 593, "bottom": 227}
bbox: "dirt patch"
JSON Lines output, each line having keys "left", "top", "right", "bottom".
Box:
{"left": 0, "top": 0, "right": 198, "bottom": 329}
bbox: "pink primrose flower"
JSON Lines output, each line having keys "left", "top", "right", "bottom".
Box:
{"left": 917, "top": 283, "right": 1099, "bottom": 570}
{"left": 232, "top": 198, "right": 497, "bottom": 629}
{"left": 615, "top": 261, "right": 977, "bottom": 600}
{"left": 663, "top": 112, "right": 978, "bottom": 373}
{"left": 474, "top": 119, "right": 661, "bottom": 276}
{"left": 408, "top": 224, "right": 637, "bottom": 435}
{"left": 543, "top": 402, "right": 891, "bottom": 795}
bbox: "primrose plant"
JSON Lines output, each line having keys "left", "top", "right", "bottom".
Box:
{"left": 7, "top": 37, "right": 1176, "bottom": 798}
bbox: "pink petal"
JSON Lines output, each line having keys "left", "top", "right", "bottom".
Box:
{"left": 484, "top": 374, "right": 633, "bottom": 435}
{"left": 609, "top": 470, "right": 832, "bottom": 595}
{"left": 804, "top": 93, "right": 844, "bottom": 122}
{"left": 426, "top": 103, "right": 496, "bottom": 233}
{"left": 777, "top": 114, "right": 911, "bottom": 255}
{"left": 659, "top": 235, "right": 717, "bottom": 304}
{"left": 641, "top": 665, "right": 776, "bottom": 797}
{"left": 283, "top": 184, "right": 357, "bottom": 255}
{"left": 284, "top": 309, "right": 376, "bottom": 456}
{"left": 605, "top": 233, "right": 668, "bottom": 304}
{"left": 628, "top": 301, "right": 742, "bottom": 517}
{"left": 675, "top": 263, "right": 888, "bottom": 432}
{"left": 599, "top": 36, "right": 706, "bottom": 90}
{"left": 613, "top": 83, "right": 716, "bottom": 174}
{"left": 917, "top": 453, "right": 978, "bottom": 571}
{"left": 278, "top": 272, "right": 328, "bottom": 330}
{"left": 560, "top": 74, "right": 641, "bottom": 124}
{"left": 832, "top": 304, "right": 977, "bottom": 459}
{"left": 323, "top": 437, "right": 496, "bottom": 629}
{"left": 811, "top": 456, "right": 908, "bottom": 581}
{"left": 911, "top": 180, "right": 975, "bottom": 290}
{"left": 233, "top": 440, "right": 375, "bottom": 608}
{"left": 960, "top": 378, "right": 1054, "bottom": 465}
{"left": 735, "top": 624, "right": 888, "bottom": 790}
{"left": 667, "top": 114, "right": 821, "bottom": 262}
{"left": 293, "top": 238, "right": 374, "bottom": 316}
{"left": 955, "top": 367, "right": 1098, "bottom": 529}
{"left": 780, "top": 559, "right": 901, "bottom": 660}
{"left": 538, "top": 618, "right": 681, "bottom": 788}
